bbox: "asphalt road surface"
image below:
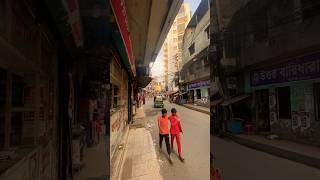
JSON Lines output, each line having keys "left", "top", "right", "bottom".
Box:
{"left": 144, "top": 99, "right": 210, "bottom": 180}
{"left": 211, "top": 136, "right": 320, "bottom": 180}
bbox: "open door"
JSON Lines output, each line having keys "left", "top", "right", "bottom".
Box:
{"left": 255, "top": 89, "right": 270, "bottom": 132}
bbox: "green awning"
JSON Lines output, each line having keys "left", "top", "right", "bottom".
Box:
{"left": 136, "top": 76, "right": 152, "bottom": 88}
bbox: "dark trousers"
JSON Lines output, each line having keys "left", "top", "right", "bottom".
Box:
{"left": 159, "top": 134, "right": 171, "bottom": 155}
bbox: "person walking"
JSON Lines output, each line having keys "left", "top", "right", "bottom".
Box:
{"left": 157, "top": 109, "right": 172, "bottom": 162}
{"left": 169, "top": 108, "right": 184, "bottom": 161}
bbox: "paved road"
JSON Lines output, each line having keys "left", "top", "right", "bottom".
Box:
{"left": 145, "top": 100, "right": 210, "bottom": 180}
{"left": 211, "top": 136, "right": 320, "bottom": 180}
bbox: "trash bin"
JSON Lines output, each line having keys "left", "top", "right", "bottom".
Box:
{"left": 227, "top": 118, "right": 244, "bottom": 134}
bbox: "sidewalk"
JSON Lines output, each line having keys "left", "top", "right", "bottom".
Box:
{"left": 180, "top": 103, "right": 210, "bottom": 115}
{"left": 74, "top": 130, "right": 108, "bottom": 180}
{"left": 117, "top": 106, "right": 163, "bottom": 180}
{"left": 225, "top": 133, "right": 320, "bottom": 169}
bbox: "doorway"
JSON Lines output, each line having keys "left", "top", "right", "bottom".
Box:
{"left": 255, "top": 89, "right": 270, "bottom": 132}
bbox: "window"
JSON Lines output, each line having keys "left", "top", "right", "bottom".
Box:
{"left": 252, "top": 11, "right": 268, "bottom": 41}
{"left": 276, "top": 86, "right": 291, "bottom": 119}
{"left": 188, "top": 43, "right": 195, "bottom": 55}
{"left": 112, "top": 84, "right": 120, "bottom": 109}
{"left": 314, "top": 83, "right": 320, "bottom": 121}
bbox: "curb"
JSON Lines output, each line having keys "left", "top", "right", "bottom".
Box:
{"left": 110, "top": 125, "right": 130, "bottom": 180}
{"left": 180, "top": 104, "right": 210, "bottom": 115}
{"left": 223, "top": 133, "right": 320, "bottom": 170}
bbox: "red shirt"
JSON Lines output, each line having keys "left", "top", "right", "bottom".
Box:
{"left": 158, "top": 115, "right": 169, "bottom": 134}
{"left": 169, "top": 115, "right": 182, "bottom": 134}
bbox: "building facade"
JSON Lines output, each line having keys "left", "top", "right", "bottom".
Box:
{"left": 163, "top": 3, "right": 191, "bottom": 91}
{"left": 220, "top": 0, "right": 320, "bottom": 146}
{"left": 181, "top": 0, "right": 210, "bottom": 107}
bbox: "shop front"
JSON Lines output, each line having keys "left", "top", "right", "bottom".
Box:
{"left": 187, "top": 79, "right": 210, "bottom": 107}
{"left": 0, "top": 1, "right": 58, "bottom": 179}
{"left": 110, "top": 55, "right": 129, "bottom": 161}
{"left": 249, "top": 51, "right": 320, "bottom": 146}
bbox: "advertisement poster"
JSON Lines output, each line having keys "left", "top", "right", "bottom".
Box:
{"left": 300, "top": 112, "right": 310, "bottom": 131}
{"left": 269, "top": 92, "right": 277, "bottom": 125}
{"left": 291, "top": 111, "right": 301, "bottom": 130}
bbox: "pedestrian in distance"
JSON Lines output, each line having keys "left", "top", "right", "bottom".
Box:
{"left": 169, "top": 108, "right": 184, "bottom": 162}
{"left": 157, "top": 108, "right": 172, "bottom": 162}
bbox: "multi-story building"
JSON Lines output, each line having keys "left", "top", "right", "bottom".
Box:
{"left": 163, "top": 3, "right": 191, "bottom": 91}
{"left": 215, "top": 0, "right": 320, "bottom": 146}
{"left": 181, "top": 0, "right": 210, "bottom": 107}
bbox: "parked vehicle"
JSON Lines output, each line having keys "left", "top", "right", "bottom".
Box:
{"left": 154, "top": 96, "right": 164, "bottom": 108}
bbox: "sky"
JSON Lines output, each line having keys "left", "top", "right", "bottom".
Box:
{"left": 150, "top": 0, "right": 201, "bottom": 80}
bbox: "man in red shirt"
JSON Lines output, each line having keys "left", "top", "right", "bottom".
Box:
{"left": 157, "top": 109, "right": 172, "bottom": 162}
{"left": 169, "top": 108, "right": 184, "bottom": 161}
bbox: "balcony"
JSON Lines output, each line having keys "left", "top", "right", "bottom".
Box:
{"left": 185, "top": 67, "right": 209, "bottom": 82}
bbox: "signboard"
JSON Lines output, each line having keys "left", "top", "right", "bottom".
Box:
{"left": 188, "top": 80, "right": 210, "bottom": 89}
{"left": 62, "top": 0, "right": 83, "bottom": 47}
{"left": 110, "top": 0, "right": 135, "bottom": 66}
{"left": 251, "top": 51, "right": 320, "bottom": 86}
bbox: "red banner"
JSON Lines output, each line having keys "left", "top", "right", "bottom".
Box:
{"left": 110, "top": 0, "right": 135, "bottom": 67}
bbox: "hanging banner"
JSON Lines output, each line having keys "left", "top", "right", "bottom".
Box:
{"left": 110, "top": 0, "right": 135, "bottom": 66}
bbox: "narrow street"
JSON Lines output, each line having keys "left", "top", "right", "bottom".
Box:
{"left": 211, "top": 136, "right": 320, "bottom": 180}
{"left": 144, "top": 99, "right": 210, "bottom": 180}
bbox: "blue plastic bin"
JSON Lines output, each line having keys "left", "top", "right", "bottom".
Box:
{"left": 227, "top": 118, "right": 244, "bottom": 133}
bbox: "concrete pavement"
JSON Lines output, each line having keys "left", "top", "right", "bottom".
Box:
{"left": 211, "top": 136, "right": 320, "bottom": 180}
{"left": 74, "top": 127, "right": 108, "bottom": 180}
{"left": 226, "top": 134, "right": 320, "bottom": 169}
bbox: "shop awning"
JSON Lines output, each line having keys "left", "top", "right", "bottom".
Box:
{"left": 221, "top": 94, "right": 251, "bottom": 106}
{"left": 167, "top": 91, "right": 179, "bottom": 95}
{"left": 136, "top": 76, "right": 152, "bottom": 88}
{"left": 179, "top": 92, "right": 188, "bottom": 95}
{"left": 211, "top": 98, "right": 224, "bottom": 107}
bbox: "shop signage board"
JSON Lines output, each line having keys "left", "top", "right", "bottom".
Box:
{"left": 188, "top": 80, "right": 210, "bottom": 89}
{"left": 62, "top": 0, "right": 83, "bottom": 47}
{"left": 110, "top": 0, "right": 135, "bottom": 66}
{"left": 251, "top": 51, "right": 320, "bottom": 86}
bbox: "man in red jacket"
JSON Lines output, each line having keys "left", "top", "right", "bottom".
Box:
{"left": 169, "top": 108, "right": 184, "bottom": 161}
